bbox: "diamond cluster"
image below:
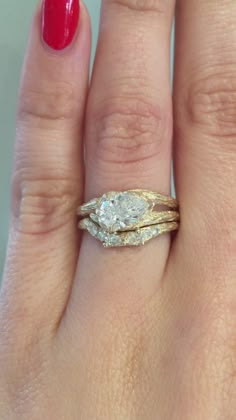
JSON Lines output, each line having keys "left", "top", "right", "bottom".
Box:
{"left": 81, "top": 218, "right": 160, "bottom": 247}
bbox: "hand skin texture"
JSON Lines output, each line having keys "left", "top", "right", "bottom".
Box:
{"left": 0, "top": 0, "right": 236, "bottom": 419}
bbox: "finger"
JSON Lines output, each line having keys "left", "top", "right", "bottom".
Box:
{"left": 1, "top": 1, "right": 91, "bottom": 333}
{"left": 67, "top": 0, "right": 175, "bottom": 323}
{"left": 161, "top": 3, "right": 236, "bottom": 412}
{"left": 174, "top": 0, "right": 236, "bottom": 250}
{"left": 166, "top": 0, "right": 236, "bottom": 394}
{"left": 87, "top": 0, "right": 175, "bottom": 195}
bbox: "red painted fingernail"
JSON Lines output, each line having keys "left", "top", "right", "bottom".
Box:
{"left": 42, "top": 0, "right": 80, "bottom": 50}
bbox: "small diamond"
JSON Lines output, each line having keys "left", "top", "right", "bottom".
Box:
{"left": 124, "top": 231, "right": 141, "bottom": 246}
{"left": 140, "top": 226, "right": 160, "bottom": 244}
{"left": 98, "top": 230, "right": 108, "bottom": 242}
{"left": 140, "top": 228, "right": 153, "bottom": 242}
{"left": 79, "top": 199, "right": 97, "bottom": 214}
{"left": 96, "top": 192, "right": 150, "bottom": 232}
{"left": 85, "top": 219, "right": 98, "bottom": 236}
{"left": 89, "top": 224, "right": 98, "bottom": 236}
{"left": 124, "top": 226, "right": 160, "bottom": 246}
{"left": 104, "top": 233, "right": 123, "bottom": 247}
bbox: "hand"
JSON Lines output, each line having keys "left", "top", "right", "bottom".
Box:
{"left": 0, "top": 0, "right": 235, "bottom": 418}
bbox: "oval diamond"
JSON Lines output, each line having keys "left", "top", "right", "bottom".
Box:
{"left": 96, "top": 192, "right": 150, "bottom": 232}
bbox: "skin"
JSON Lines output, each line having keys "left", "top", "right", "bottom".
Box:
{"left": 0, "top": 0, "right": 236, "bottom": 418}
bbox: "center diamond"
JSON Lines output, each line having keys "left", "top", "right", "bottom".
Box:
{"left": 96, "top": 192, "right": 150, "bottom": 232}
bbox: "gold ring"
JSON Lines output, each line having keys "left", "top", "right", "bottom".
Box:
{"left": 78, "top": 190, "right": 179, "bottom": 248}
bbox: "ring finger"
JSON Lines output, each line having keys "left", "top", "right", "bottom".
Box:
{"left": 69, "top": 0, "right": 176, "bottom": 315}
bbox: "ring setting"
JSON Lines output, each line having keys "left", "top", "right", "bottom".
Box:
{"left": 78, "top": 190, "right": 179, "bottom": 248}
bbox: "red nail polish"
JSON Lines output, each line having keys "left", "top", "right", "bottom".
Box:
{"left": 42, "top": 0, "right": 80, "bottom": 50}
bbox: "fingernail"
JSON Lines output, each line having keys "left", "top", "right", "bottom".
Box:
{"left": 42, "top": 0, "right": 80, "bottom": 50}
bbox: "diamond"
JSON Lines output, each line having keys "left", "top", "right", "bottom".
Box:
{"left": 104, "top": 233, "right": 123, "bottom": 248}
{"left": 79, "top": 198, "right": 98, "bottom": 215}
{"left": 139, "top": 226, "right": 159, "bottom": 244}
{"left": 88, "top": 223, "right": 98, "bottom": 237}
{"left": 97, "top": 230, "right": 108, "bottom": 242}
{"left": 83, "top": 219, "right": 98, "bottom": 236}
{"left": 124, "top": 231, "right": 141, "bottom": 246}
{"left": 96, "top": 192, "right": 150, "bottom": 232}
{"left": 123, "top": 226, "right": 160, "bottom": 246}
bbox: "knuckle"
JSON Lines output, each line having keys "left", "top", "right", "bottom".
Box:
{"left": 111, "top": 0, "right": 167, "bottom": 14}
{"left": 89, "top": 97, "right": 171, "bottom": 166}
{"left": 18, "top": 81, "right": 79, "bottom": 126}
{"left": 187, "top": 67, "right": 236, "bottom": 148}
{"left": 12, "top": 171, "right": 79, "bottom": 235}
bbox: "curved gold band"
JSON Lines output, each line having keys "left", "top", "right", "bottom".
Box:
{"left": 79, "top": 219, "right": 179, "bottom": 248}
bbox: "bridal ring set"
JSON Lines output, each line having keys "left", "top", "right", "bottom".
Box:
{"left": 78, "top": 190, "right": 180, "bottom": 248}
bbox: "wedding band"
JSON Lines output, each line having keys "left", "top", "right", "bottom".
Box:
{"left": 78, "top": 190, "right": 179, "bottom": 248}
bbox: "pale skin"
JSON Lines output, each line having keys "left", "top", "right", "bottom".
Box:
{"left": 0, "top": 0, "right": 236, "bottom": 418}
